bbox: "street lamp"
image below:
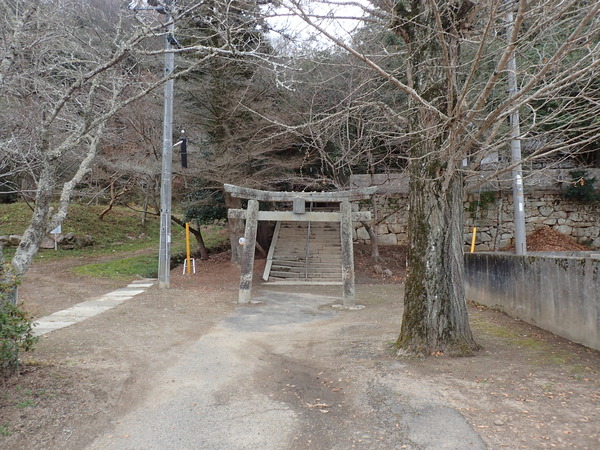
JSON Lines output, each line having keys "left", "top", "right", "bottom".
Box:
{"left": 128, "top": 0, "right": 176, "bottom": 288}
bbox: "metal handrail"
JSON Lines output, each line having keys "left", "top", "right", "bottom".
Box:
{"left": 304, "top": 202, "right": 313, "bottom": 279}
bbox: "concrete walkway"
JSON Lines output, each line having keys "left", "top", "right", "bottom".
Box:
{"left": 88, "top": 288, "right": 485, "bottom": 449}
{"left": 33, "top": 279, "right": 156, "bottom": 336}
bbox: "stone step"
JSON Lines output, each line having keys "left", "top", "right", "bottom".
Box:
{"left": 266, "top": 220, "right": 343, "bottom": 284}
{"left": 276, "top": 237, "right": 341, "bottom": 243}
{"left": 275, "top": 237, "right": 341, "bottom": 243}
{"left": 274, "top": 248, "right": 341, "bottom": 254}
{"left": 269, "top": 271, "right": 342, "bottom": 279}
{"left": 277, "top": 236, "right": 342, "bottom": 247}
{"left": 272, "top": 255, "right": 342, "bottom": 262}
{"left": 269, "top": 268, "right": 341, "bottom": 274}
{"left": 275, "top": 246, "right": 340, "bottom": 252}
{"left": 279, "top": 229, "right": 339, "bottom": 234}
{"left": 271, "top": 264, "right": 342, "bottom": 272}
{"left": 271, "top": 258, "right": 342, "bottom": 265}
{"left": 274, "top": 246, "right": 341, "bottom": 253}
{"left": 266, "top": 280, "right": 343, "bottom": 286}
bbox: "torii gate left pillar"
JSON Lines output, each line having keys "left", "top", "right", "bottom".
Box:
{"left": 239, "top": 199, "right": 259, "bottom": 304}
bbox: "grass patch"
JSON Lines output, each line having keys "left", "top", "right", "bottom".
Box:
{"left": 1, "top": 202, "right": 228, "bottom": 279}
{"left": 0, "top": 203, "right": 160, "bottom": 243}
{"left": 72, "top": 225, "right": 227, "bottom": 279}
{"left": 74, "top": 254, "right": 159, "bottom": 279}
{"left": 198, "top": 224, "right": 229, "bottom": 249}
{"left": 1, "top": 203, "right": 227, "bottom": 268}
{"left": 10, "top": 386, "right": 37, "bottom": 409}
{"left": 15, "top": 398, "right": 35, "bottom": 408}
{"left": 0, "top": 423, "right": 11, "bottom": 437}
{"left": 471, "top": 316, "right": 593, "bottom": 371}
{"left": 474, "top": 320, "right": 544, "bottom": 350}
{"left": 1, "top": 203, "right": 165, "bottom": 260}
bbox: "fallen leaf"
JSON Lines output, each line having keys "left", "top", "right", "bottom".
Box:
{"left": 306, "top": 402, "right": 329, "bottom": 408}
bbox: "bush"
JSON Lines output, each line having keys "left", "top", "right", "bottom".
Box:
{"left": 564, "top": 170, "right": 599, "bottom": 203}
{"left": 1, "top": 267, "right": 37, "bottom": 378}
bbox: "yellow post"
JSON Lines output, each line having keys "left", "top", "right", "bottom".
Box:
{"left": 185, "top": 222, "right": 192, "bottom": 274}
{"left": 470, "top": 226, "right": 477, "bottom": 253}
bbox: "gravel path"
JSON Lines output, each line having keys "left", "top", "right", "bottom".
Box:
{"left": 3, "top": 253, "right": 598, "bottom": 449}
{"left": 88, "top": 287, "right": 484, "bottom": 449}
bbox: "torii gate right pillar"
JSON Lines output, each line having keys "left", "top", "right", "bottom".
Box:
{"left": 340, "top": 199, "right": 355, "bottom": 305}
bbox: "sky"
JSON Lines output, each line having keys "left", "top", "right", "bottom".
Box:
{"left": 265, "top": 0, "right": 369, "bottom": 50}
{"left": 123, "top": 0, "right": 370, "bottom": 51}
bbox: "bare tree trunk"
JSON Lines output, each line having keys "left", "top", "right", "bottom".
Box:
{"left": 12, "top": 131, "right": 103, "bottom": 278}
{"left": 0, "top": 3, "right": 38, "bottom": 88}
{"left": 193, "top": 227, "right": 209, "bottom": 260}
{"left": 170, "top": 216, "right": 209, "bottom": 260}
{"left": 99, "top": 180, "right": 131, "bottom": 220}
{"left": 360, "top": 220, "right": 380, "bottom": 262}
{"left": 11, "top": 151, "right": 58, "bottom": 277}
{"left": 141, "top": 191, "right": 149, "bottom": 230}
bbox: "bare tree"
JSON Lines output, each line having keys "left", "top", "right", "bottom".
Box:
{"left": 277, "top": 0, "right": 599, "bottom": 355}
{"left": 0, "top": 0, "right": 285, "bottom": 292}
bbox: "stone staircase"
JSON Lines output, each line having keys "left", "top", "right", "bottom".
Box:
{"left": 263, "top": 221, "right": 342, "bottom": 284}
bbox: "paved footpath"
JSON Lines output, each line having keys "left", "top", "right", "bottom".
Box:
{"left": 86, "top": 289, "right": 485, "bottom": 450}
{"left": 33, "top": 279, "right": 156, "bottom": 336}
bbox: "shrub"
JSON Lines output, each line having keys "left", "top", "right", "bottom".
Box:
{"left": 1, "top": 266, "right": 37, "bottom": 378}
{"left": 467, "top": 191, "right": 496, "bottom": 218}
{"left": 564, "top": 170, "right": 599, "bottom": 203}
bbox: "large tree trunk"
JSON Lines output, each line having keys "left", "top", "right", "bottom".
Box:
{"left": 394, "top": 0, "right": 479, "bottom": 356}
{"left": 397, "top": 163, "right": 479, "bottom": 355}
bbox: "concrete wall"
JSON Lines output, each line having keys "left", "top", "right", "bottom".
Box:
{"left": 464, "top": 252, "right": 600, "bottom": 351}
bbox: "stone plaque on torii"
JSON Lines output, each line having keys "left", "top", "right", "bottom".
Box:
{"left": 224, "top": 184, "right": 375, "bottom": 306}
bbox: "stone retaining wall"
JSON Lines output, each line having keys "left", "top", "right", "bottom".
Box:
{"left": 464, "top": 192, "right": 599, "bottom": 250}
{"left": 351, "top": 171, "right": 600, "bottom": 250}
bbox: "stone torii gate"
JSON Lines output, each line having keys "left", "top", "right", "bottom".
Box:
{"left": 224, "top": 184, "right": 375, "bottom": 306}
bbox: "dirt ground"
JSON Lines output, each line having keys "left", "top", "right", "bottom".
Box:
{"left": 1, "top": 245, "right": 599, "bottom": 449}
{"left": 501, "top": 227, "right": 592, "bottom": 252}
